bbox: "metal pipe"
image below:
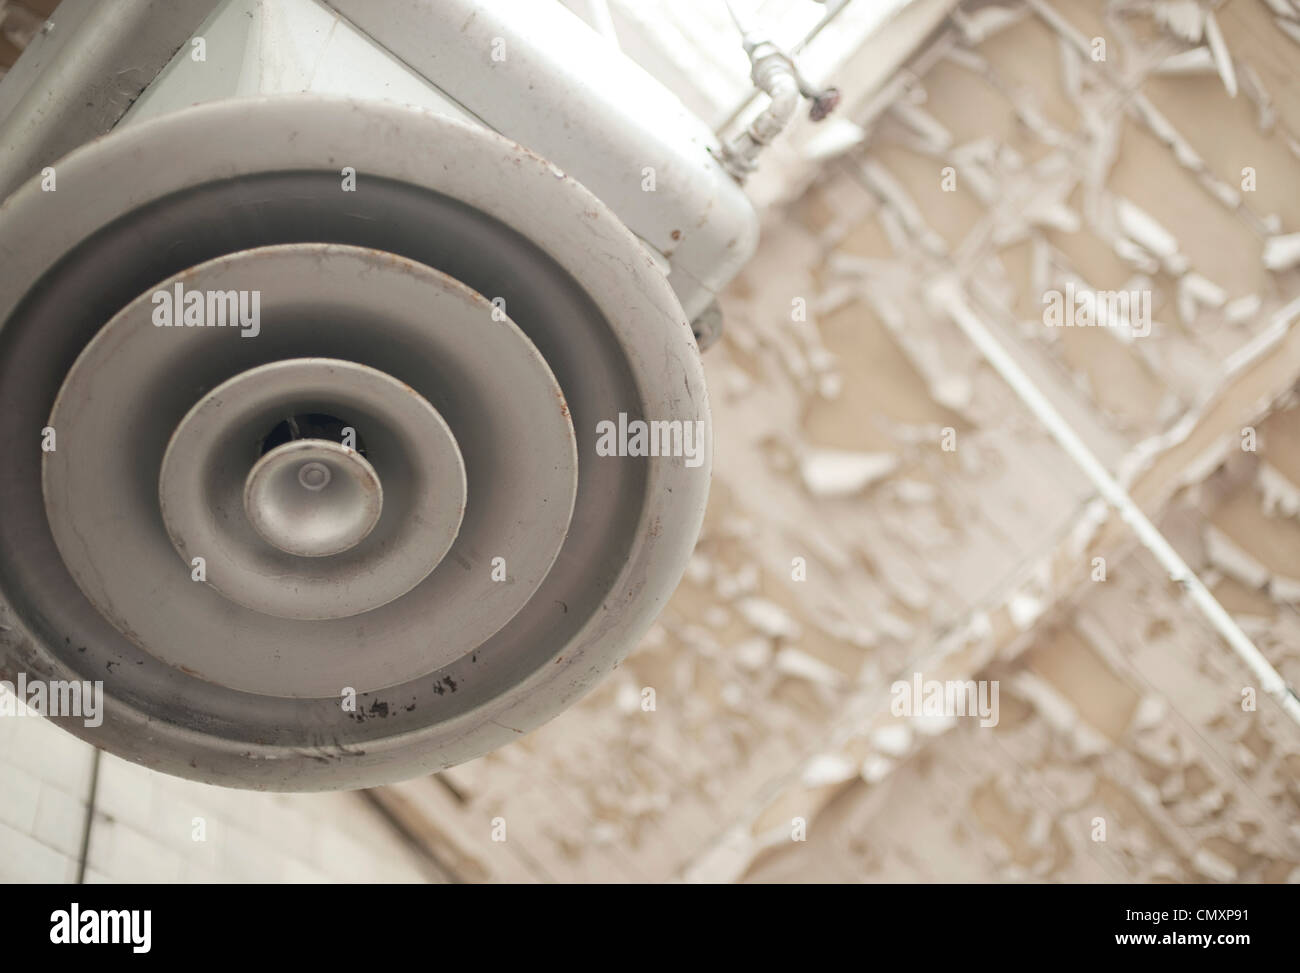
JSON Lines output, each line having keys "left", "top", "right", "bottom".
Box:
{"left": 718, "top": 0, "right": 841, "bottom": 180}
{"left": 324, "top": 0, "right": 759, "bottom": 322}
{"left": 0, "top": 0, "right": 222, "bottom": 203}
{"left": 720, "top": 41, "right": 801, "bottom": 180}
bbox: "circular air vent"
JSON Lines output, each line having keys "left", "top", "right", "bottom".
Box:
{"left": 0, "top": 97, "right": 710, "bottom": 790}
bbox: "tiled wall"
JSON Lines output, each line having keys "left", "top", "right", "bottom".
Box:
{"left": 0, "top": 714, "right": 432, "bottom": 883}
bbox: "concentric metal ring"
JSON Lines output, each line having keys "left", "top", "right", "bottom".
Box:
{"left": 153, "top": 355, "right": 469, "bottom": 619}
{"left": 41, "top": 244, "right": 578, "bottom": 694}
{"left": 244, "top": 439, "right": 384, "bottom": 558}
